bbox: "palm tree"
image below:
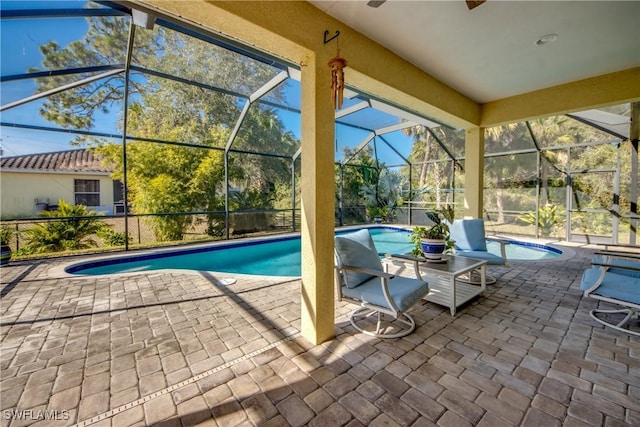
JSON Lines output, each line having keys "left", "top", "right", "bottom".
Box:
{"left": 404, "top": 125, "right": 433, "bottom": 189}
{"left": 484, "top": 123, "right": 531, "bottom": 223}
{"left": 404, "top": 125, "right": 454, "bottom": 209}
{"left": 360, "top": 167, "right": 406, "bottom": 221}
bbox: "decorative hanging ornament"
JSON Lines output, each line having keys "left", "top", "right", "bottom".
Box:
{"left": 328, "top": 41, "right": 347, "bottom": 110}
{"left": 328, "top": 50, "right": 347, "bottom": 110}
{"left": 324, "top": 30, "right": 347, "bottom": 110}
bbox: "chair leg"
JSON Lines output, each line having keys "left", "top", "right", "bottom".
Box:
{"left": 590, "top": 308, "right": 640, "bottom": 336}
{"left": 350, "top": 307, "right": 416, "bottom": 338}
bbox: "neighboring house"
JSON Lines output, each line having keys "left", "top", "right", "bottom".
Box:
{"left": 0, "top": 148, "right": 122, "bottom": 218}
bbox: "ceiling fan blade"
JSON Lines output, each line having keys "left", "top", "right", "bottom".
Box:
{"left": 466, "top": 0, "right": 486, "bottom": 10}
{"left": 367, "top": 1, "right": 387, "bottom": 8}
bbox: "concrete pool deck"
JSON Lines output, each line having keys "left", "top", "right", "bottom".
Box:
{"left": 1, "top": 241, "right": 639, "bottom": 426}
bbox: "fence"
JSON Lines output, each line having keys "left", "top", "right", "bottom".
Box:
{"left": 0, "top": 208, "right": 303, "bottom": 259}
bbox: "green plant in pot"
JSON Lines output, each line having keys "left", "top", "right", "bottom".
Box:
{"left": 410, "top": 206, "right": 455, "bottom": 260}
{"left": 0, "top": 225, "right": 13, "bottom": 265}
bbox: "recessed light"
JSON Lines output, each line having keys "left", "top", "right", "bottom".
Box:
{"left": 536, "top": 34, "right": 559, "bottom": 46}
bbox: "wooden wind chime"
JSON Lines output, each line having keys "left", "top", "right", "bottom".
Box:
{"left": 326, "top": 30, "right": 347, "bottom": 110}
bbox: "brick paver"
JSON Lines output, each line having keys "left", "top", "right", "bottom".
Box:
{"left": 1, "top": 242, "right": 639, "bottom": 426}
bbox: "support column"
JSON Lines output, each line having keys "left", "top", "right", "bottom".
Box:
{"left": 464, "top": 127, "right": 484, "bottom": 219}
{"left": 299, "top": 53, "right": 336, "bottom": 344}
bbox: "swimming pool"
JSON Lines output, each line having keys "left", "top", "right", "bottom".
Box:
{"left": 66, "top": 227, "right": 562, "bottom": 277}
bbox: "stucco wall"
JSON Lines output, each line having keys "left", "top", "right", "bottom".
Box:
{"left": 0, "top": 171, "right": 115, "bottom": 218}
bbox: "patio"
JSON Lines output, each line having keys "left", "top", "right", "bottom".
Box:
{"left": 1, "top": 242, "right": 639, "bottom": 426}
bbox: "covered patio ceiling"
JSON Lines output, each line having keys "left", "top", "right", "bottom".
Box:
{"left": 133, "top": 0, "right": 639, "bottom": 130}
{"left": 309, "top": 0, "right": 640, "bottom": 105}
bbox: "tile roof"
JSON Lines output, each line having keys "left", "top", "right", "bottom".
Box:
{"left": 0, "top": 149, "right": 113, "bottom": 173}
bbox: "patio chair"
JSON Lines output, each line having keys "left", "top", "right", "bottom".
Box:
{"left": 580, "top": 250, "right": 640, "bottom": 336}
{"left": 449, "top": 219, "right": 509, "bottom": 284}
{"left": 335, "top": 229, "right": 429, "bottom": 338}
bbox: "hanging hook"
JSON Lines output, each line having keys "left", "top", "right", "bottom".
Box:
{"left": 324, "top": 30, "right": 340, "bottom": 44}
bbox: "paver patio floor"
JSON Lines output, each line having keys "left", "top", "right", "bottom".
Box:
{"left": 1, "top": 242, "right": 639, "bottom": 426}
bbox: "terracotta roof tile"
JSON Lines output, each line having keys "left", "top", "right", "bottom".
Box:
{"left": 0, "top": 149, "right": 112, "bottom": 173}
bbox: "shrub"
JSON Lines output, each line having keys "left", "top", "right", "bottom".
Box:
{"left": 0, "top": 226, "right": 12, "bottom": 246}
{"left": 21, "top": 200, "right": 108, "bottom": 254}
{"left": 98, "top": 228, "right": 130, "bottom": 246}
{"left": 520, "top": 203, "right": 563, "bottom": 237}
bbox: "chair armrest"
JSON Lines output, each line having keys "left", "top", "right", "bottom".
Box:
{"left": 335, "top": 264, "right": 395, "bottom": 279}
{"left": 486, "top": 236, "right": 509, "bottom": 264}
{"left": 591, "top": 261, "right": 640, "bottom": 273}
{"left": 383, "top": 253, "right": 425, "bottom": 281}
{"left": 594, "top": 251, "right": 640, "bottom": 260}
{"left": 486, "top": 236, "right": 511, "bottom": 245}
{"left": 603, "top": 243, "right": 640, "bottom": 251}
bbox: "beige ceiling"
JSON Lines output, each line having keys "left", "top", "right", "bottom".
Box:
{"left": 308, "top": 0, "right": 640, "bottom": 104}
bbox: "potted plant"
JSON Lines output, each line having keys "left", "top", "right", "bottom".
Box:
{"left": 410, "top": 206, "right": 455, "bottom": 260}
{"left": 0, "top": 225, "right": 13, "bottom": 265}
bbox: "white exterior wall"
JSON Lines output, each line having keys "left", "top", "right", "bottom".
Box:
{"left": 0, "top": 170, "right": 115, "bottom": 218}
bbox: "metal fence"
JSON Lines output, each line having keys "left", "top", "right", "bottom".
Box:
{"left": 0, "top": 208, "right": 303, "bottom": 258}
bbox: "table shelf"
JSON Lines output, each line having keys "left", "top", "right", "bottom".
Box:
{"left": 423, "top": 275, "right": 485, "bottom": 315}
{"left": 417, "top": 255, "right": 487, "bottom": 315}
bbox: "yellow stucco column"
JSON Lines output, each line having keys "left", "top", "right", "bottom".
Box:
{"left": 464, "top": 127, "right": 484, "bottom": 219}
{"left": 299, "top": 53, "right": 336, "bottom": 345}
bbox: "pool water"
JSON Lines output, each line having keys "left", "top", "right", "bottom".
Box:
{"left": 66, "top": 227, "right": 561, "bottom": 277}
{"left": 488, "top": 240, "right": 561, "bottom": 261}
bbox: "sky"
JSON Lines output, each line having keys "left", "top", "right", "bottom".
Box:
{"left": 1, "top": 3, "right": 93, "bottom": 156}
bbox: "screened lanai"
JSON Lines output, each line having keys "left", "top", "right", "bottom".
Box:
{"left": 1, "top": 1, "right": 637, "bottom": 258}
{"left": 0, "top": 1, "right": 453, "bottom": 245}
{"left": 1, "top": 1, "right": 637, "bottom": 341}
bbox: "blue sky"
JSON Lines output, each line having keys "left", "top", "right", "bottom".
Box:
{"left": 1, "top": 5, "right": 93, "bottom": 156}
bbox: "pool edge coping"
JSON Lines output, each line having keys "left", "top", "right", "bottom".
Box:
{"left": 50, "top": 225, "right": 573, "bottom": 279}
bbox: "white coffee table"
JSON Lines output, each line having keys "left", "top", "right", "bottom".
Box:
{"left": 389, "top": 254, "right": 487, "bottom": 316}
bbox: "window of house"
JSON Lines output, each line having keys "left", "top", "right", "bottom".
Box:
{"left": 74, "top": 179, "right": 100, "bottom": 206}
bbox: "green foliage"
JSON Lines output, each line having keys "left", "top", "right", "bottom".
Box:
{"left": 134, "top": 173, "right": 196, "bottom": 241}
{"left": 21, "top": 200, "right": 108, "bottom": 254}
{"left": 30, "top": 16, "right": 156, "bottom": 132}
{"left": 206, "top": 220, "right": 226, "bottom": 238}
{"left": 403, "top": 126, "right": 458, "bottom": 208}
{"left": 98, "top": 228, "right": 130, "bottom": 246}
{"left": 366, "top": 206, "right": 387, "bottom": 221}
{"left": 360, "top": 167, "right": 406, "bottom": 222}
{"left": 35, "top": 17, "right": 297, "bottom": 242}
{"left": 410, "top": 206, "right": 455, "bottom": 255}
{"left": 231, "top": 189, "right": 274, "bottom": 210}
{"left": 272, "top": 181, "right": 295, "bottom": 210}
{"left": 520, "top": 203, "right": 563, "bottom": 236}
{"left": 0, "top": 226, "right": 12, "bottom": 246}
{"left": 337, "top": 147, "right": 378, "bottom": 206}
